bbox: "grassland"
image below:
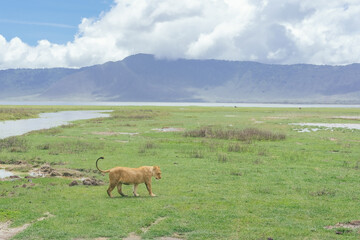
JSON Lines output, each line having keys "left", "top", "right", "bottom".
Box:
{"left": 1, "top": 105, "right": 360, "bottom": 239}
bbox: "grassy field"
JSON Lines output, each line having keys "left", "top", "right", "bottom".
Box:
{"left": 1, "top": 105, "right": 360, "bottom": 239}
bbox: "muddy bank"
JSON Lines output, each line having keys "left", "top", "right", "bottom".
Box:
{"left": 0, "top": 162, "right": 103, "bottom": 186}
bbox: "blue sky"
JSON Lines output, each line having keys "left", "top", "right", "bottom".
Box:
{"left": 0, "top": 0, "right": 113, "bottom": 45}
{"left": 0, "top": 0, "right": 360, "bottom": 69}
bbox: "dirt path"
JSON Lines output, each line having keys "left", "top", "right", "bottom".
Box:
{"left": 0, "top": 212, "right": 54, "bottom": 240}
{"left": 123, "top": 217, "right": 183, "bottom": 240}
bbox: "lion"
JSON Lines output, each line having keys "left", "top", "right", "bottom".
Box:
{"left": 96, "top": 157, "right": 161, "bottom": 197}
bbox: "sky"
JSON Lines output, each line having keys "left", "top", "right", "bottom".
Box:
{"left": 0, "top": 0, "right": 360, "bottom": 70}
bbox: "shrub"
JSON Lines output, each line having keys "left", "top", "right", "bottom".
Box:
{"left": 189, "top": 149, "right": 204, "bottom": 158}
{"left": 228, "top": 143, "right": 246, "bottom": 152}
{"left": 139, "top": 141, "right": 156, "bottom": 153}
{"left": 218, "top": 153, "right": 229, "bottom": 163}
{"left": 0, "top": 137, "right": 29, "bottom": 152}
{"left": 184, "top": 127, "right": 285, "bottom": 141}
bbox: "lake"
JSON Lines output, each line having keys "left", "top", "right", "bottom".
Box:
{"left": 1, "top": 101, "right": 360, "bottom": 108}
{"left": 0, "top": 110, "right": 112, "bottom": 139}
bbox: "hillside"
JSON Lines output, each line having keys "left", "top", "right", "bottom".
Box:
{"left": 1, "top": 54, "right": 360, "bottom": 103}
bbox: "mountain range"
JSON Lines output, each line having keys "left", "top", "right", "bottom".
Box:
{"left": 1, "top": 53, "right": 360, "bottom": 103}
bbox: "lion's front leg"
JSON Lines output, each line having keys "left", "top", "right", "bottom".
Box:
{"left": 145, "top": 181, "right": 156, "bottom": 197}
{"left": 133, "top": 184, "right": 140, "bottom": 197}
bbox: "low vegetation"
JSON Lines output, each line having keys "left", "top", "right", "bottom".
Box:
{"left": 1, "top": 105, "right": 360, "bottom": 239}
{"left": 0, "top": 137, "right": 29, "bottom": 152}
{"left": 184, "top": 126, "right": 286, "bottom": 141}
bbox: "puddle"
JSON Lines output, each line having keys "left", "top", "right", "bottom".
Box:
{"left": 290, "top": 123, "right": 360, "bottom": 131}
{"left": 294, "top": 128, "right": 320, "bottom": 133}
{"left": 0, "top": 169, "right": 14, "bottom": 178}
{"left": 0, "top": 110, "right": 112, "bottom": 139}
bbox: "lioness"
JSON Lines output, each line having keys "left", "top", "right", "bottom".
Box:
{"left": 96, "top": 157, "right": 161, "bottom": 197}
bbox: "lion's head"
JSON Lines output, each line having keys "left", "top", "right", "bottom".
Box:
{"left": 153, "top": 166, "right": 162, "bottom": 179}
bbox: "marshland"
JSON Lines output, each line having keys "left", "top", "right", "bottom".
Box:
{"left": 1, "top": 105, "right": 360, "bottom": 239}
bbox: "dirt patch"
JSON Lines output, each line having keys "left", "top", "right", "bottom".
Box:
{"left": 3, "top": 162, "right": 32, "bottom": 172}
{"left": 325, "top": 220, "right": 360, "bottom": 235}
{"left": 0, "top": 212, "right": 54, "bottom": 240}
{"left": 265, "top": 116, "right": 290, "bottom": 119}
{"left": 158, "top": 237, "right": 183, "bottom": 240}
{"left": 69, "top": 177, "right": 104, "bottom": 187}
{"left": 92, "top": 132, "right": 138, "bottom": 136}
{"left": 1, "top": 162, "right": 103, "bottom": 186}
{"left": 123, "top": 232, "right": 141, "bottom": 240}
{"left": 74, "top": 238, "right": 109, "bottom": 240}
{"left": 152, "top": 128, "right": 184, "bottom": 132}
{"left": 30, "top": 164, "right": 84, "bottom": 178}
{"left": 141, "top": 217, "right": 167, "bottom": 233}
{"left": 332, "top": 116, "right": 360, "bottom": 120}
{"left": 325, "top": 220, "right": 360, "bottom": 230}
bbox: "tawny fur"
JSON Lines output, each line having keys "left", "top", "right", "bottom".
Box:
{"left": 96, "top": 157, "right": 161, "bottom": 197}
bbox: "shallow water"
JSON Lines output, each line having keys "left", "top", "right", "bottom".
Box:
{"left": 0, "top": 110, "right": 112, "bottom": 139}
{"left": 290, "top": 123, "right": 360, "bottom": 131}
{"left": 0, "top": 169, "right": 14, "bottom": 178}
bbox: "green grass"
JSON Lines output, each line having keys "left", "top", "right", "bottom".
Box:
{"left": 1, "top": 105, "right": 360, "bottom": 239}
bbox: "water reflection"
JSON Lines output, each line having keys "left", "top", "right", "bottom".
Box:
{"left": 0, "top": 110, "right": 112, "bottom": 139}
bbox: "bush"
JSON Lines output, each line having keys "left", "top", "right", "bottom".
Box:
{"left": 184, "top": 127, "right": 285, "bottom": 141}
{"left": 0, "top": 137, "right": 29, "bottom": 152}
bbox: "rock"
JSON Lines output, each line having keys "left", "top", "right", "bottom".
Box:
{"left": 82, "top": 178, "right": 104, "bottom": 186}
{"left": 10, "top": 175, "right": 20, "bottom": 179}
{"left": 69, "top": 180, "right": 79, "bottom": 186}
{"left": 83, "top": 179, "right": 93, "bottom": 185}
{"left": 50, "top": 171, "right": 61, "bottom": 177}
{"left": 62, "top": 172, "right": 73, "bottom": 177}
{"left": 40, "top": 165, "right": 54, "bottom": 173}
{"left": 91, "top": 178, "right": 104, "bottom": 186}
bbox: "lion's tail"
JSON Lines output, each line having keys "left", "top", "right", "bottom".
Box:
{"left": 96, "top": 156, "right": 110, "bottom": 173}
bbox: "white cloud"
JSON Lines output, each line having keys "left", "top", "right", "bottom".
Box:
{"left": 1, "top": 0, "right": 360, "bottom": 69}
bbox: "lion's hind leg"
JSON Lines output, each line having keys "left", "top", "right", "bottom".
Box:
{"left": 107, "top": 183, "right": 116, "bottom": 198}
{"left": 117, "top": 183, "right": 127, "bottom": 197}
{"left": 107, "top": 174, "right": 118, "bottom": 198}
